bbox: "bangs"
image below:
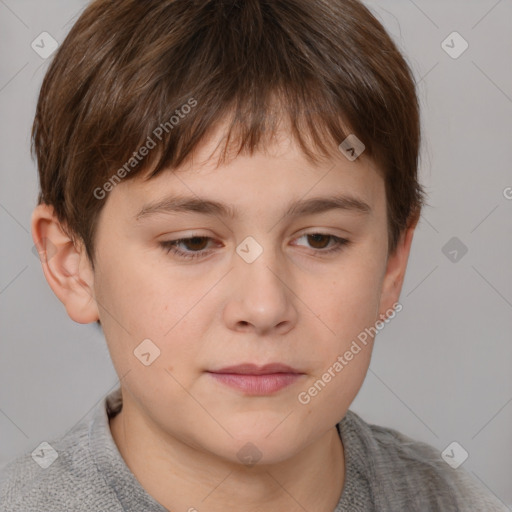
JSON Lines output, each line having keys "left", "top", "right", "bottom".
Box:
{"left": 67, "top": 0, "right": 383, "bottom": 186}
{"left": 33, "top": 0, "right": 422, "bottom": 265}
{"left": 137, "top": 89, "right": 359, "bottom": 183}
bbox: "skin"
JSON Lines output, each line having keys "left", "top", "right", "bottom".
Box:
{"left": 31, "top": 120, "right": 418, "bottom": 512}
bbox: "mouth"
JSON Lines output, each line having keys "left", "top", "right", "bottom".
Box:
{"left": 206, "top": 363, "right": 305, "bottom": 395}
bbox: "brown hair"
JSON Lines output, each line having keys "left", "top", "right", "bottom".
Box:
{"left": 32, "top": 0, "right": 425, "bottom": 270}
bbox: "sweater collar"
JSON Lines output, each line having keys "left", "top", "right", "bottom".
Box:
{"left": 89, "top": 387, "right": 168, "bottom": 511}
{"left": 90, "top": 387, "right": 373, "bottom": 511}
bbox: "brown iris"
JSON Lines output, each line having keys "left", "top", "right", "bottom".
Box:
{"left": 306, "top": 234, "right": 331, "bottom": 249}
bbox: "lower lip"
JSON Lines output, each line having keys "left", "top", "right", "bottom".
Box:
{"left": 208, "top": 372, "right": 303, "bottom": 395}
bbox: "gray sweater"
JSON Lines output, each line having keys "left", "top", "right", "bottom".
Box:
{"left": 0, "top": 388, "right": 507, "bottom": 511}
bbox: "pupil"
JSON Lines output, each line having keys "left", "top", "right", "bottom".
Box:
{"left": 308, "top": 234, "right": 329, "bottom": 249}
{"left": 187, "top": 237, "right": 208, "bottom": 251}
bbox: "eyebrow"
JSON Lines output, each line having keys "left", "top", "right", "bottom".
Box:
{"left": 135, "top": 193, "right": 372, "bottom": 222}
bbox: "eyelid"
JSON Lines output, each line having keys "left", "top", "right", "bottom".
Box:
{"left": 159, "top": 231, "right": 351, "bottom": 261}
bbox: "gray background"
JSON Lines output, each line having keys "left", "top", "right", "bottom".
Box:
{"left": 1, "top": 0, "right": 511, "bottom": 507}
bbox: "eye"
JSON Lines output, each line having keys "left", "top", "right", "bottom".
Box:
{"left": 293, "top": 233, "right": 351, "bottom": 254}
{"left": 159, "top": 236, "right": 215, "bottom": 260}
{"left": 159, "top": 233, "right": 351, "bottom": 261}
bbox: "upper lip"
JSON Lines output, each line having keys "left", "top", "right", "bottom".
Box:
{"left": 208, "top": 363, "right": 303, "bottom": 375}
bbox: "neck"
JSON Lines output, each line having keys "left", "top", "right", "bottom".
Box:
{"left": 109, "top": 400, "right": 345, "bottom": 512}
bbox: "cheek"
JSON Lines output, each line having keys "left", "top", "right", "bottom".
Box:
{"left": 318, "top": 258, "right": 383, "bottom": 341}
{"left": 297, "top": 292, "right": 376, "bottom": 420}
{"left": 92, "top": 255, "right": 170, "bottom": 371}
{"left": 297, "top": 252, "right": 383, "bottom": 402}
{"left": 97, "top": 249, "right": 180, "bottom": 331}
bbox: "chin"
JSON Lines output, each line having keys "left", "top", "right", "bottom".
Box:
{"left": 225, "top": 428, "right": 305, "bottom": 467}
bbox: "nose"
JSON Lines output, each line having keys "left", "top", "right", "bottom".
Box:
{"left": 222, "top": 244, "right": 298, "bottom": 336}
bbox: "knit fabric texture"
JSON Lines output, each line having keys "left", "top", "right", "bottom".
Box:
{"left": 0, "top": 388, "right": 507, "bottom": 511}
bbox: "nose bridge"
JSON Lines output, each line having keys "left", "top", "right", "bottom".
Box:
{"left": 224, "top": 234, "right": 297, "bottom": 332}
{"left": 237, "top": 235, "right": 286, "bottom": 305}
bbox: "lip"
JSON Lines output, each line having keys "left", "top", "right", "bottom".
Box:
{"left": 207, "top": 363, "right": 305, "bottom": 395}
{"left": 209, "top": 363, "right": 303, "bottom": 375}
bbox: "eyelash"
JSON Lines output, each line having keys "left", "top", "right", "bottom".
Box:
{"left": 158, "top": 233, "right": 351, "bottom": 261}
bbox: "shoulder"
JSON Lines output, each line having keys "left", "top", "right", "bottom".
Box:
{"left": 0, "top": 416, "right": 121, "bottom": 512}
{"left": 340, "top": 410, "right": 508, "bottom": 511}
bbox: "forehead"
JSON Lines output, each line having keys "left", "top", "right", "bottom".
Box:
{"left": 105, "top": 120, "right": 385, "bottom": 224}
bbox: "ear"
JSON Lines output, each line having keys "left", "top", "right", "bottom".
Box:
{"left": 31, "top": 204, "right": 100, "bottom": 324}
{"left": 377, "top": 212, "right": 420, "bottom": 320}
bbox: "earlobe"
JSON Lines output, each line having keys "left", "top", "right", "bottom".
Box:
{"left": 31, "top": 204, "right": 100, "bottom": 324}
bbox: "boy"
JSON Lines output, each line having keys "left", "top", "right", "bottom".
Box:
{"left": 0, "top": 0, "right": 507, "bottom": 510}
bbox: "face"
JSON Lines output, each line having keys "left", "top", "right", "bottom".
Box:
{"left": 39, "top": 122, "right": 412, "bottom": 466}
